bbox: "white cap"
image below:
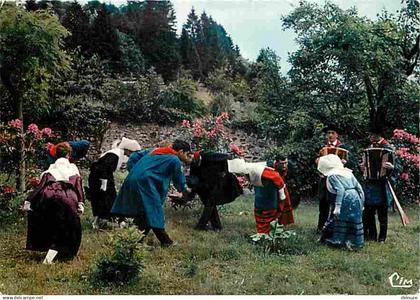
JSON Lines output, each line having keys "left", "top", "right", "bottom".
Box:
{"left": 317, "top": 154, "right": 352, "bottom": 178}
{"left": 117, "top": 137, "right": 141, "bottom": 152}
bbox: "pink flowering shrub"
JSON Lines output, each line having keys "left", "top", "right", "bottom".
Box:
{"left": 0, "top": 119, "right": 55, "bottom": 190}
{"left": 179, "top": 113, "right": 248, "bottom": 189}
{"left": 391, "top": 129, "right": 419, "bottom": 204}
{"left": 180, "top": 112, "right": 234, "bottom": 153}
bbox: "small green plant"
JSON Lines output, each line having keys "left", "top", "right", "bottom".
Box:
{"left": 90, "top": 227, "right": 145, "bottom": 286}
{"left": 250, "top": 221, "right": 306, "bottom": 256}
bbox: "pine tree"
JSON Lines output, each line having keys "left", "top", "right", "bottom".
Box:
{"left": 62, "top": 1, "right": 91, "bottom": 53}
{"left": 181, "top": 8, "right": 203, "bottom": 79}
{"left": 90, "top": 4, "right": 121, "bottom": 67}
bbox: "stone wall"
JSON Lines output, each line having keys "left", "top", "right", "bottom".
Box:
{"left": 91, "top": 122, "right": 276, "bottom": 162}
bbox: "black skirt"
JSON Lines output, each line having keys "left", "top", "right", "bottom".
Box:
{"left": 26, "top": 196, "right": 81, "bottom": 260}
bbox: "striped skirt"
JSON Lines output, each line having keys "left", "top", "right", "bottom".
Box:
{"left": 322, "top": 217, "right": 364, "bottom": 249}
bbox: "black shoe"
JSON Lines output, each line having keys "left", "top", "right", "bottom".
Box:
{"left": 194, "top": 224, "right": 210, "bottom": 231}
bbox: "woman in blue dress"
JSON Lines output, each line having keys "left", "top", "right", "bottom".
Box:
{"left": 317, "top": 154, "right": 365, "bottom": 250}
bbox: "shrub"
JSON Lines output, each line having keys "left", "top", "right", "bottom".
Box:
{"left": 179, "top": 112, "right": 232, "bottom": 152}
{"left": 48, "top": 95, "right": 109, "bottom": 142}
{"left": 161, "top": 72, "right": 206, "bottom": 116}
{"left": 391, "top": 129, "right": 420, "bottom": 204}
{"left": 0, "top": 120, "right": 55, "bottom": 187}
{"left": 90, "top": 227, "right": 145, "bottom": 286}
{"left": 250, "top": 221, "right": 306, "bottom": 256}
{"left": 0, "top": 188, "right": 26, "bottom": 226}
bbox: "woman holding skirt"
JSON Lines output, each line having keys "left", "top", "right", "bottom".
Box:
{"left": 317, "top": 154, "right": 365, "bottom": 250}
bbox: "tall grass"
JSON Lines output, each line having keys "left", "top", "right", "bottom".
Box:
{"left": 0, "top": 191, "right": 418, "bottom": 295}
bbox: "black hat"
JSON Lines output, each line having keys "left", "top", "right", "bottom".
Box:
{"left": 369, "top": 126, "right": 384, "bottom": 136}
{"left": 323, "top": 124, "right": 340, "bottom": 134}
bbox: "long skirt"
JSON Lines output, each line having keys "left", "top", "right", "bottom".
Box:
{"left": 87, "top": 174, "right": 116, "bottom": 219}
{"left": 26, "top": 196, "right": 81, "bottom": 260}
{"left": 321, "top": 196, "right": 364, "bottom": 249}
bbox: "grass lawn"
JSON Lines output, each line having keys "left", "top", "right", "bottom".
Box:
{"left": 0, "top": 182, "right": 418, "bottom": 296}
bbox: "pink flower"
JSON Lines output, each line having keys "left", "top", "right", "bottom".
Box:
{"left": 409, "top": 135, "right": 419, "bottom": 145}
{"left": 230, "top": 143, "right": 245, "bottom": 156}
{"left": 400, "top": 173, "right": 410, "bottom": 181}
{"left": 41, "top": 127, "right": 52, "bottom": 137}
{"left": 27, "top": 123, "right": 39, "bottom": 134}
{"left": 181, "top": 120, "right": 190, "bottom": 128}
{"left": 8, "top": 119, "right": 23, "bottom": 129}
{"left": 193, "top": 120, "right": 204, "bottom": 137}
{"left": 2, "top": 186, "right": 16, "bottom": 194}
{"left": 236, "top": 175, "right": 248, "bottom": 188}
{"left": 29, "top": 177, "right": 40, "bottom": 187}
{"left": 207, "top": 129, "right": 217, "bottom": 137}
{"left": 220, "top": 112, "right": 229, "bottom": 120}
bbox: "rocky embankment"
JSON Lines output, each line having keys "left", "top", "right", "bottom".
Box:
{"left": 92, "top": 122, "right": 275, "bottom": 162}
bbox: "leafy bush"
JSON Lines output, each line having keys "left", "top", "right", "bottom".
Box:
{"left": 391, "top": 129, "right": 420, "bottom": 204}
{"left": 103, "top": 70, "right": 164, "bottom": 122}
{"left": 179, "top": 112, "right": 232, "bottom": 152}
{"left": 0, "top": 188, "right": 26, "bottom": 226}
{"left": 161, "top": 72, "right": 206, "bottom": 116}
{"left": 0, "top": 120, "right": 55, "bottom": 186}
{"left": 250, "top": 221, "right": 306, "bottom": 256}
{"left": 210, "top": 93, "right": 234, "bottom": 117}
{"left": 90, "top": 227, "right": 145, "bottom": 286}
{"left": 48, "top": 96, "right": 109, "bottom": 141}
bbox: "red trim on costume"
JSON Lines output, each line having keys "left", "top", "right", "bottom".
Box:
{"left": 261, "top": 168, "right": 284, "bottom": 188}
{"left": 49, "top": 145, "right": 56, "bottom": 158}
{"left": 325, "top": 139, "right": 342, "bottom": 147}
{"left": 151, "top": 147, "right": 178, "bottom": 156}
{"left": 278, "top": 187, "right": 295, "bottom": 225}
{"left": 193, "top": 151, "right": 202, "bottom": 161}
{"left": 379, "top": 138, "right": 389, "bottom": 145}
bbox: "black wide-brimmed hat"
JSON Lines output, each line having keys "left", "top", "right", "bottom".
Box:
{"left": 369, "top": 125, "right": 384, "bottom": 136}
{"left": 322, "top": 124, "right": 340, "bottom": 134}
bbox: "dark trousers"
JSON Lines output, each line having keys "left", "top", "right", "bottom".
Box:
{"left": 196, "top": 206, "right": 222, "bottom": 230}
{"left": 133, "top": 215, "right": 173, "bottom": 245}
{"left": 318, "top": 177, "right": 331, "bottom": 231}
{"left": 363, "top": 205, "right": 388, "bottom": 241}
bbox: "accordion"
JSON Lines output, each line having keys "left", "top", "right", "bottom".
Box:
{"left": 319, "top": 146, "right": 349, "bottom": 161}
{"left": 361, "top": 147, "right": 394, "bottom": 180}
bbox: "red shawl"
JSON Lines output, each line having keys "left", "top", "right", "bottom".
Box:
{"left": 151, "top": 147, "right": 178, "bottom": 156}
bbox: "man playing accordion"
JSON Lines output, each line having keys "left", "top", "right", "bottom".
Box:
{"left": 360, "top": 129, "right": 399, "bottom": 243}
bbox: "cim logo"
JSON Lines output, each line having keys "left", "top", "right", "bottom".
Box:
{"left": 388, "top": 272, "right": 414, "bottom": 289}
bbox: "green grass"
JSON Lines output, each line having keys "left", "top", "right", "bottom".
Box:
{"left": 0, "top": 186, "right": 418, "bottom": 295}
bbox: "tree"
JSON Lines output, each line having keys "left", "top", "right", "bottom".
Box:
{"left": 115, "top": 0, "right": 180, "bottom": 80}
{"left": 282, "top": 0, "right": 419, "bottom": 134}
{"left": 0, "top": 6, "right": 70, "bottom": 191}
{"left": 180, "top": 8, "right": 240, "bottom": 80}
{"left": 180, "top": 8, "right": 203, "bottom": 79}
{"left": 61, "top": 1, "right": 91, "bottom": 53}
{"left": 90, "top": 4, "right": 121, "bottom": 68}
{"left": 116, "top": 30, "right": 146, "bottom": 74}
